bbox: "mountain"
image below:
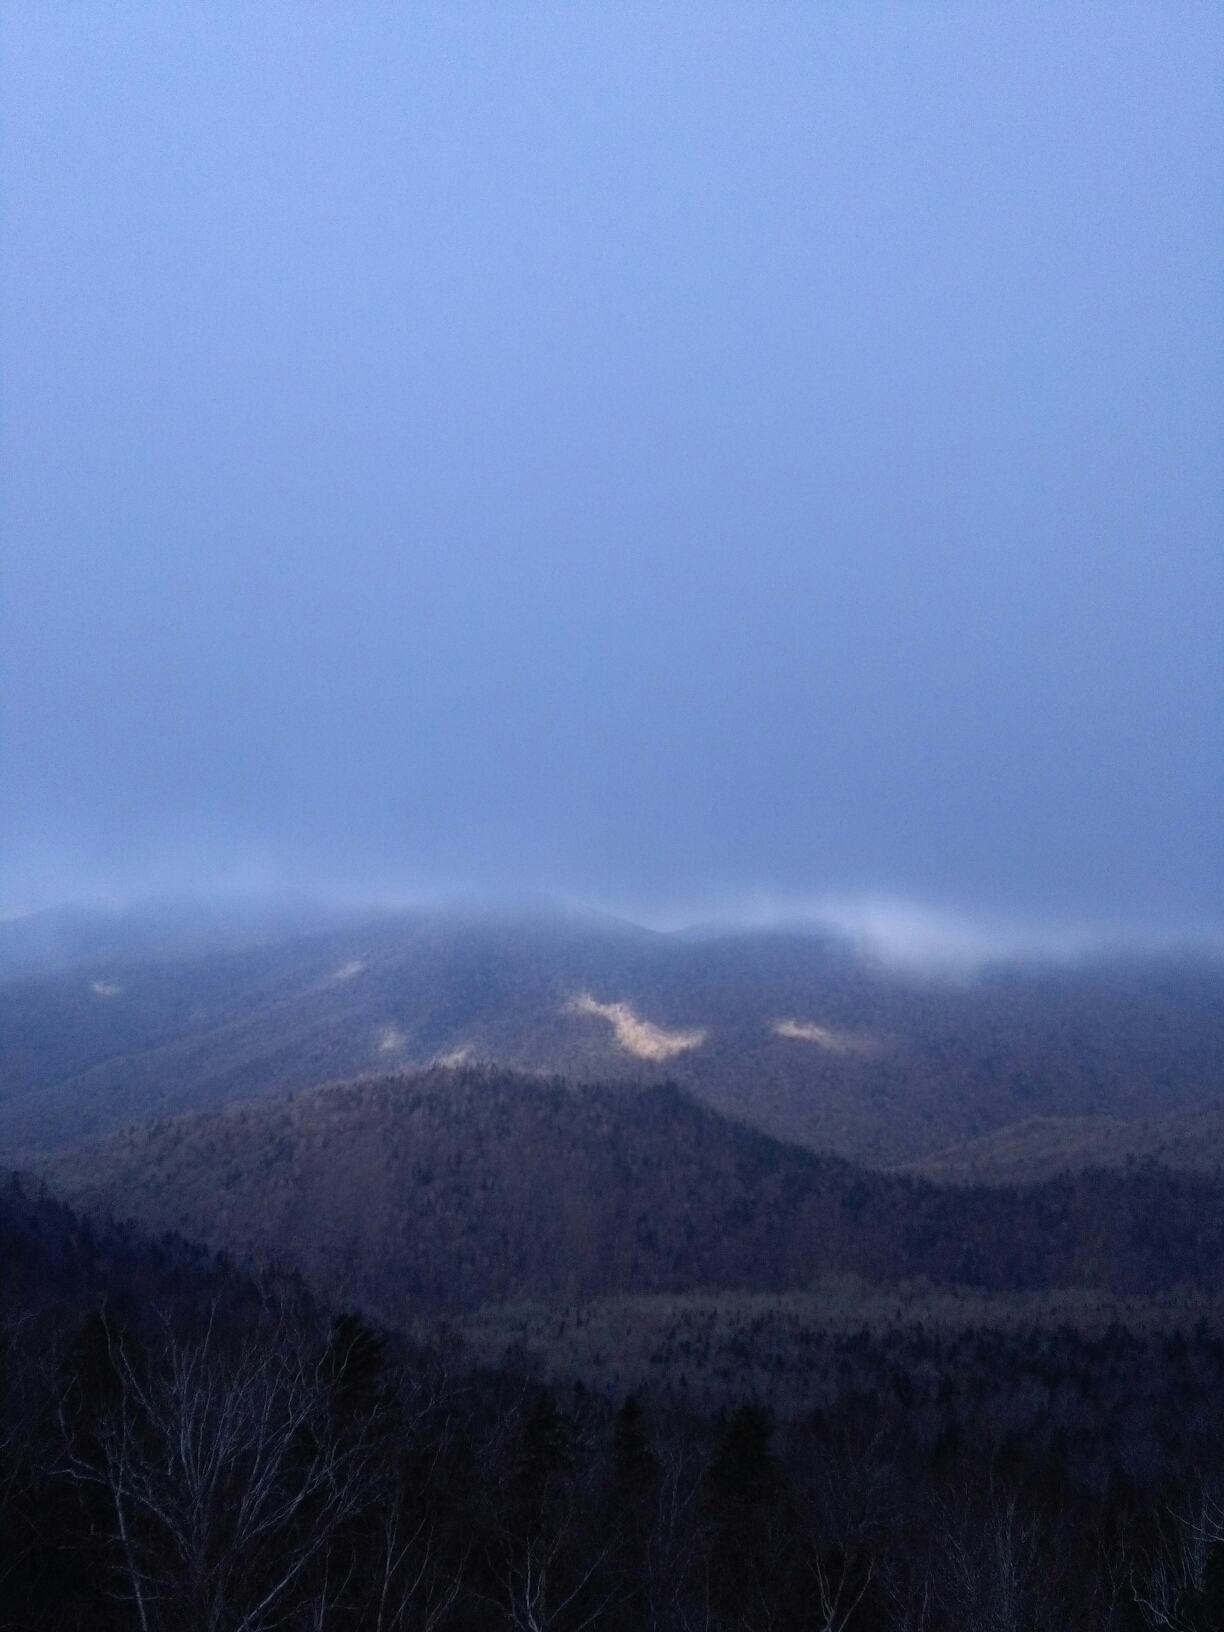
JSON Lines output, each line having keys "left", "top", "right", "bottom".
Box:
{"left": 0, "top": 1170, "right": 268, "bottom": 1323}
{"left": 905, "top": 1106, "right": 1224, "bottom": 1186}
{"left": 0, "top": 893, "right": 373, "bottom": 981}
{"left": 38, "top": 1066, "right": 1224, "bottom": 1323}
{"left": 3, "top": 906, "right": 1222, "bottom": 1166}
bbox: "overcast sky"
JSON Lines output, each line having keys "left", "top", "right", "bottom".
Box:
{"left": 1, "top": 3, "right": 1221, "bottom": 939}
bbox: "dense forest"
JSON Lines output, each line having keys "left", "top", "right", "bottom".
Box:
{"left": 39, "top": 1070, "right": 1224, "bottom": 1325}
{"left": 4, "top": 1176, "right": 1224, "bottom": 1632}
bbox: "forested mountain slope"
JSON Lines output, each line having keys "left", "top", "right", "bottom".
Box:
{"left": 39, "top": 1067, "right": 1224, "bottom": 1322}
{"left": 4, "top": 908, "right": 1221, "bottom": 1165}
{"left": 906, "top": 1106, "right": 1224, "bottom": 1186}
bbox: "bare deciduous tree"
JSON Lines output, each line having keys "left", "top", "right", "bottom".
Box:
{"left": 805, "top": 1544, "right": 874, "bottom": 1632}
{"left": 1132, "top": 1482, "right": 1224, "bottom": 1632}
{"left": 937, "top": 1491, "right": 1061, "bottom": 1632}
{"left": 57, "top": 1307, "right": 373, "bottom": 1632}
{"left": 641, "top": 1441, "right": 712, "bottom": 1632}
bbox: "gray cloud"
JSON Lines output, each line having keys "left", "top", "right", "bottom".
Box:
{"left": 1, "top": 3, "right": 1220, "bottom": 935}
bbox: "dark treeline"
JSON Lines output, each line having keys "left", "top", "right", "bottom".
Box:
{"left": 4, "top": 1179, "right": 1224, "bottom": 1630}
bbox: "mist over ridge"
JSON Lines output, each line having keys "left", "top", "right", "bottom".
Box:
{"left": 3, "top": 880, "right": 1223, "bottom": 986}
{"left": 2, "top": 4, "right": 1221, "bottom": 937}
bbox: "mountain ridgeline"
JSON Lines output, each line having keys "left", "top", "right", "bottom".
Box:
{"left": 3, "top": 906, "right": 1222, "bottom": 1171}
{"left": 40, "top": 1066, "right": 1224, "bottom": 1322}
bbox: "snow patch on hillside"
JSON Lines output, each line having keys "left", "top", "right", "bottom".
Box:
{"left": 570, "top": 994, "right": 706, "bottom": 1061}
{"left": 330, "top": 959, "right": 366, "bottom": 982}
{"left": 434, "top": 1045, "right": 475, "bottom": 1068}
{"left": 773, "top": 1018, "right": 873, "bottom": 1053}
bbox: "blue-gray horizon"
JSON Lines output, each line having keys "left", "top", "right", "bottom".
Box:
{"left": 2, "top": 880, "right": 1221, "bottom": 981}
{"left": 2, "top": 5, "right": 1221, "bottom": 943}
